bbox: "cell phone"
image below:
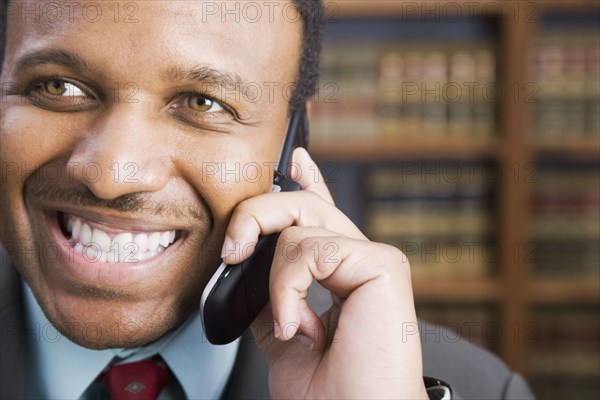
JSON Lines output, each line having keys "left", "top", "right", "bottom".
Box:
{"left": 200, "top": 106, "right": 309, "bottom": 345}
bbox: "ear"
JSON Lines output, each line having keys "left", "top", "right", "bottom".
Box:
{"left": 305, "top": 101, "right": 313, "bottom": 120}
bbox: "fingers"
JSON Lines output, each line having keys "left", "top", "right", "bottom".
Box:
{"left": 221, "top": 148, "right": 362, "bottom": 264}
{"left": 268, "top": 226, "right": 409, "bottom": 347}
{"left": 251, "top": 297, "right": 328, "bottom": 363}
{"left": 221, "top": 191, "right": 366, "bottom": 263}
{"left": 291, "top": 147, "right": 335, "bottom": 205}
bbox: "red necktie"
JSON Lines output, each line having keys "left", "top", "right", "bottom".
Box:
{"left": 99, "top": 357, "right": 171, "bottom": 400}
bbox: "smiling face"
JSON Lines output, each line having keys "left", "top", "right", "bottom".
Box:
{"left": 0, "top": 1, "right": 302, "bottom": 348}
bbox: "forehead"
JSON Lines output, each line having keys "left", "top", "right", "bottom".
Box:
{"left": 4, "top": 0, "right": 302, "bottom": 81}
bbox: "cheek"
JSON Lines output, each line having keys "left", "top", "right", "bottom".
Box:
{"left": 0, "top": 104, "right": 91, "bottom": 250}
{"left": 2, "top": 104, "right": 76, "bottom": 157}
{"left": 0, "top": 104, "right": 89, "bottom": 191}
{"left": 0, "top": 107, "right": 52, "bottom": 233}
{"left": 174, "top": 132, "right": 282, "bottom": 227}
{"left": 0, "top": 107, "right": 55, "bottom": 264}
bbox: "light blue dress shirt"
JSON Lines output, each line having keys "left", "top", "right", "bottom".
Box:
{"left": 22, "top": 283, "right": 240, "bottom": 400}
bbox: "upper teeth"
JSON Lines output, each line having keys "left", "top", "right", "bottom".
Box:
{"left": 64, "top": 214, "right": 177, "bottom": 263}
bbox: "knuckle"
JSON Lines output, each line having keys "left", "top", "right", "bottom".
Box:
{"left": 378, "top": 243, "right": 412, "bottom": 280}
{"left": 296, "top": 189, "right": 319, "bottom": 207}
{"left": 297, "top": 237, "right": 317, "bottom": 256}
{"left": 275, "top": 227, "right": 304, "bottom": 264}
{"left": 269, "top": 276, "right": 287, "bottom": 297}
{"left": 231, "top": 197, "right": 266, "bottom": 229}
{"left": 303, "top": 188, "right": 327, "bottom": 205}
{"left": 297, "top": 237, "right": 330, "bottom": 272}
{"left": 390, "top": 245, "right": 411, "bottom": 268}
{"left": 234, "top": 197, "right": 255, "bottom": 217}
{"left": 277, "top": 226, "right": 302, "bottom": 246}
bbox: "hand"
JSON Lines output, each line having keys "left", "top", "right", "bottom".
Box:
{"left": 222, "top": 148, "right": 428, "bottom": 399}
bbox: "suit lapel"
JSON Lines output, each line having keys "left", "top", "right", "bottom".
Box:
{"left": 0, "top": 246, "right": 25, "bottom": 400}
{"left": 222, "top": 330, "right": 270, "bottom": 399}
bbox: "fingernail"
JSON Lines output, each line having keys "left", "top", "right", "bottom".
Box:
{"left": 273, "top": 320, "right": 282, "bottom": 339}
{"left": 220, "top": 236, "right": 234, "bottom": 259}
{"left": 297, "top": 334, "right": 315, "bottom": 351}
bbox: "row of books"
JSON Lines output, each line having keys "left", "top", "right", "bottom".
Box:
{"left": 526, "top": 306, "right": 600, "bottom": 399}
{"left": 364, "top": 162, "right": 495, "bottom": 279}
{"left": 311, "top": 40, "right": 497, "bottom": 143}
{"left": 528, "top": 29, "right": 600, "bottom": 141}
{"left": 530, "top": 164, "right": 599, "bottom": 279}
{"left": 529, "top": 165, "right": 598, "bottom": 397}
{"left": 417, "top": 304, "right": 600, "bottom": 400}
{"left": 364, "top": 162, "right": 494, "bottom": 198}
{"left": 533, "top": 239, "right": 599, "bottom": 278}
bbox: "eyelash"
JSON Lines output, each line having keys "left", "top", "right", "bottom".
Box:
{"left": 24, "top": 77, "right": 237, "bottom": 122}
{"left": 168, "top": 91, "right": 236, "bottom": 118}
{"left": 26, "top": 77, "right": 96, "bottom": 110}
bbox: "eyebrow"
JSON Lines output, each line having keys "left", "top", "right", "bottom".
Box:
{"left": 165, "top": 65, "right": 248, "bottom": 95}
{"left": 13, "top": 48, "right": 100, "bottom": 76}
{"left": 13, "top": 48, "right": 253, "bottom": 101}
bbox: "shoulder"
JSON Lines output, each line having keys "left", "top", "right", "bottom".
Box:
{"left": 419, "top": 321, "right": 535, "bottom": 400}
{"left": 223, "top": 331, "right": 270, "bottom": 400}
{"left": 0, "top": 246, "right": 25, "bottom": 400}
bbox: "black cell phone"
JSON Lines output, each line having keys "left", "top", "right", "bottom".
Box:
{"left": 200, "top": 106, "right": 309, "bottom": 345}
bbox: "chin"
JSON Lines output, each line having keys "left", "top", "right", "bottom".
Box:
{"left": 43, "top": 290, "right": 197, "bottom": 350}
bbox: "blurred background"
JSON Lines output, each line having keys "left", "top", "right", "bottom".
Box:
{"left": 309, "top": 1, "right": 600, "bottom": 399}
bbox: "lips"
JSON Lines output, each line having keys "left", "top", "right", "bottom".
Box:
{"left": 45, "top": 210, "right": 188, "bottom": 287}
{"left": 60, "top": 213, "right": 178, "bottom": 263}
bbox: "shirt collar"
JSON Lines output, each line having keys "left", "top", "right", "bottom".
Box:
{"left": 23, "top": 281, "right": 239, "bottom": 399}
{"left": 160, "top": 311, "right": 239, "bottom": 399}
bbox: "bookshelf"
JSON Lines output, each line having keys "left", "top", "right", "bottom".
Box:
{"left": 311, "top": 1, "right": 600, "bottom": 398}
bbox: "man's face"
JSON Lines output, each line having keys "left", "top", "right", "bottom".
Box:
{"left": 0, "top": 1, "right": 301, "bottom": 348}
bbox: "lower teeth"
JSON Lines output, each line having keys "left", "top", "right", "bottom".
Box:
{"left": 72, "top": 241, "right": 167, "bottom": 264}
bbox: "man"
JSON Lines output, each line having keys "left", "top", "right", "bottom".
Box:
{"left": 0, "top": 1, "right": 534, "bottom": 399}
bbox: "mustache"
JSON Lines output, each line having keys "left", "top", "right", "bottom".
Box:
{"left": 24, "top": 179, "right": 209, "bottom": 223}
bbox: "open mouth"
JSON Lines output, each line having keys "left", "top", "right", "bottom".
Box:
{"left": 57, "top": 211, "right": 183, "bottom": 264}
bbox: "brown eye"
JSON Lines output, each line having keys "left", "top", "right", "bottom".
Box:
{"left": 187, "top": 95, "right": 223, "bottom": 112}
{"left": 44, "top": 79, "right": 66, "bottom": 96}
{"left": 41, "top": 79, "right": 85, "bottom": 97}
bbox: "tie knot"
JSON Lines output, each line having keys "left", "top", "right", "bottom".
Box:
{"left": 100, "top": 357, "right": 171, "bottom": 400}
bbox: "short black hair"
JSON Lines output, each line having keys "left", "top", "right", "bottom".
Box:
{"left": 0, "top": 0, "right": 323, "bottom": 111}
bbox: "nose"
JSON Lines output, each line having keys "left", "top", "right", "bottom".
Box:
{"left": 68, "top": 104, "right": 171, "bottom": 200}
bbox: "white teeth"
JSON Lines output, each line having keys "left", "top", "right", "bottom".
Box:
{"left": 133, "top": 233, "right": 148, "bottom": 254}
{"left": 80, "top": 223, "right": 92, "bottom": 246}
{"left": 74, "top": 242, "right": 84, "bottom": 254}
{"left": 63, "top": 214, "right": 178, "bottom": 264}
{"left": 91, "top": 228, "right": 112, "bottom": 252}
{"left": 111, "top": 232, "right": 133, "bottom": 262}
{"left": 147, "top": 232, "right": 161, "bottom": 252}
{"left": 72, "top": 218, "right": 82, "bottom": 240}
{"left": 97, "top": 250, "right": 108, "bottom": 263}
{"left": 159, "top": 231, "right": 170, "bottom": 247}
{"left": 107, "top": 250, "right": 119, "bottom": 263}
{"left": 84, "top": 245, "right": 102, "bottom": 263}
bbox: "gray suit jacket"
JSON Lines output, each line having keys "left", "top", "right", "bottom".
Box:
{"left": 0, "top": 250, "right": 534, "bottom": 399}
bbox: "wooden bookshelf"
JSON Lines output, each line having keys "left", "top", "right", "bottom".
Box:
{"left": 311, "top": 1, "right": 600, "bottom": 397}
{"left": 328, "top": 0, "right": 600, "bottom": 17}
{"left": 310, "top": 138, "right": 498, "bottom": 160}
{"left": 530, "top": 281, "right": 600, "bottom": 303}
{"left": 413, "top": 280, "right": 502, "bottom": 301}
{"left": 327, "top": 0, "right": 502, "bottom": 18}
{"left": 534, "top": 139, "right": 600, "bottom": 159}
